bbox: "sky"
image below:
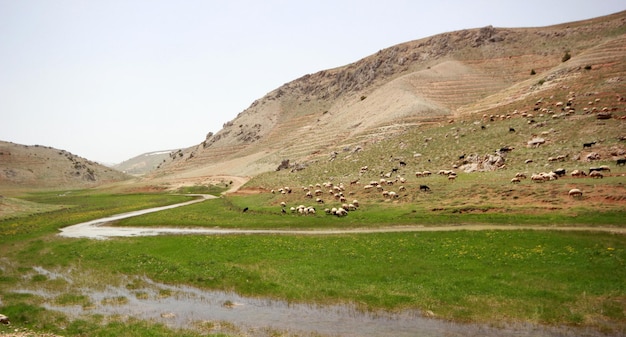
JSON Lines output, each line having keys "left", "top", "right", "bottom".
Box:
{"left": 1, "top": 1, "right": 625, "bottom": 165}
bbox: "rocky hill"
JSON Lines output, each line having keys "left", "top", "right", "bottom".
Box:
{"left": 113, "top": 150, "right": 173, "bottom": 176}
{"left": 0, "top": 141, "right": 130, "bottom": 191}
{"left": 150, "top": 11, "right": 626, "bottom": 184}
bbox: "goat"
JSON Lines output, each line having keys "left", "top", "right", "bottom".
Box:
{"left": 583, "top": 141, "right": 596, "bottom": 148}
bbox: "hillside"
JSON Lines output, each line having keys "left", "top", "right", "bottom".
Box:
{"left": 113, "top": 150, "right": 173, "bottom": 176}
{"left": 0, "top": 141, "right": 130, "bottom": 192}
{"left": 149, "top": 10, "right": 626, "bottom": 186}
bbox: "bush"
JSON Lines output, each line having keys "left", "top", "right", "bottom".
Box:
{"left": 562, "top": 51, "right": 571, "bottom": 62}
{"left": 530, "top": 69, "right": 536, "bottom": 75}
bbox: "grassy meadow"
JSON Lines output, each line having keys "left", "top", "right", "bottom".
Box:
{"left": 1, "top": 106, "right": 625, "bottom": 336}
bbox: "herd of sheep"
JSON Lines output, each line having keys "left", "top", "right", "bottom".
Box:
{"left": 258, "top": 92, "right": 624, "bottom": 214}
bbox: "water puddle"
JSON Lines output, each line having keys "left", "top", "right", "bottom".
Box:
{"left": 13, "top": 268, "right": 608, "bottom": 337}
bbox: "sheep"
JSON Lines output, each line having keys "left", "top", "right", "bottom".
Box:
{"left": 515, "top": 172, "right": 527, "bottom": 179}
{"left": 335, "top": 207, "right": 348, "bottom": 217}
{"left": 511, "top": 177, "right": 521, "bottom": 183}
{"left": 568, "top": 188, "right": 583, "bottom": 198}
{"left": 388, "top": 191, "right": 398, "bottom": 198}
{"left": 0, "top": 314, "right": 9, "bottom": 325}
{"left": 448, "top": 174, "right": 456, "bottom": 181}
{"left": 422, "top": 170, "right": 432, "bottom": 176}
{"left": 419, "top": 185, "right": 431, "bottom": 192}
{"left": 352, "top": 199, "right": 359, "bottom": 207}
{"left": 363, "top": 184, "right": 374, "bottom": 191}
{"left": 399, "top": 185, "right": 406, "bottom": 191}
{"left": 589, "top": 166, "right": 610, "bottom": 174}
{"left": 415, "top": 171, "right": 423, "bottom": 178}
{"left": 531, "top": 174, "right": 546, "bottom": 183}
{"left": 589, "top": 171, "right": 603, "bottom": 179}
{"left": 280, "top": 202, "right": 286, "bottom": 207}
{"left": 552, "top": 168, "right": 566, "bottom": 177}
{"left": 571, "top": 169, "right": 587, "bottom": 177}
{"left": 617, "top": 158, "right": 626, "bottom": 166}
{"left": 316, "top": 197, "right": 324, "bottom": 204}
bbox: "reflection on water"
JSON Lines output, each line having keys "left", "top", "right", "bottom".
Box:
{"left": 16, "top": 269, "right": 607, "bottom": 337}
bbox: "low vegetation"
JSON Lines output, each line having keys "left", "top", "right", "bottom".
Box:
{"left": 1, "top": 12, "right": 626, "bottom": 337}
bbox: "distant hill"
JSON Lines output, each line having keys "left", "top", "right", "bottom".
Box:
{"left": 0, "top": 141, "right": 130, "bottom": 191}
{"left": 151, "top": 10, "right": 626, "bottom": 182}
{"left": 113, "top": 150, "right": 174, "bottom": 176}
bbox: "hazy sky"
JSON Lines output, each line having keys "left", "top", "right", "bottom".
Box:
{"left": 1, "top": 1, "right": 624, "bottom": 164}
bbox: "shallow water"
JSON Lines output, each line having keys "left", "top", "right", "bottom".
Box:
{"left": 17, "top": 270, "right": 610, "bottom": 337}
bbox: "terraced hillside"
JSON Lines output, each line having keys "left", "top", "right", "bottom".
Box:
{"left": 149, "top": 11, "right": 626, "bottom": 184}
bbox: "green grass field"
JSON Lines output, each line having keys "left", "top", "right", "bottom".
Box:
{"left": 0, "top": 189, "right": 624, "bottom": 336}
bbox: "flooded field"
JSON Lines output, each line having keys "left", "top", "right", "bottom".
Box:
{"left": 14, "top": 267, "right": 612, "bottom": 337}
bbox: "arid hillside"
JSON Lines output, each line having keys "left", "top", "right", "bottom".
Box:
{"left": 150, "top": 10, "right": 626, "bottom": 184}
{"left": 0, "top": 141, "right": 130, "bottom": 192}
{"left": 113, "top": 150, "right": 173, "bottom": 176}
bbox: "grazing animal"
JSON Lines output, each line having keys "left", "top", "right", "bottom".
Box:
{"left": 583, "top": 141, "right": 596, "bottom": 148}
{"left": 568, "top": 188, "right": 583, "bottom": 198}
{"left": 531, "top": 174, "right": 546, "bottom": 183}
{"left": 419, "top": 185, "right": 431, "bottom": 192}
{"left": 509, "top": 127, "right": 516, "bottom": 132}
{"left": 589, "top": 171, "right": 603, "bottom": 179}
{"left": 242, "top": 207, "right": 249, "bottom": 212}
{"left": 553, "top": 168, "right": 566, "bottom": 177}
{"left": 616, "top": 158, "right": 626, "bottom": 166}
{"left": 589, "top": 166, "right": 611, "bottom": 174}
{"left": 399, "top": 161, "right": 407, "bottom": 166}
{"left": 511, "top": 177, "right": 521, "bottom": 183}
{"left": 0, "top": 314, "right": 9, "bottom": 325}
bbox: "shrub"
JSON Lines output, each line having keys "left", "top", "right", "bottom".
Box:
{"left": 530, "top": 69, "right": 536, "bottom": 75}
{"left": 562, "top": 51, "right": 571, "bottom": 62}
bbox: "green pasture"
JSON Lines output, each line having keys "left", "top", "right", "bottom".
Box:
{"left": 0, "top": 190, "right": 625, "bottom": 336}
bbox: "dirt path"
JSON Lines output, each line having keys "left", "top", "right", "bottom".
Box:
{"left": 58, "top": 195, "right": 626, "bottom": 239}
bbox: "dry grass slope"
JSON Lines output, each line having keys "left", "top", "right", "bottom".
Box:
{"left": 150, "top": 11, "right": 626, "bottom": 184}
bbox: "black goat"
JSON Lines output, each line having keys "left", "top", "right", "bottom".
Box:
{"left": 583, "top": 141, "right": 596, "bottom": 148}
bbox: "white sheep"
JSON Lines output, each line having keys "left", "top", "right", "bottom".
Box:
{"left": 568, "top": 188, "right": 583, "bottom": 198}
{"left": 335, "top": 207, "right": 348, "bottom": 217}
